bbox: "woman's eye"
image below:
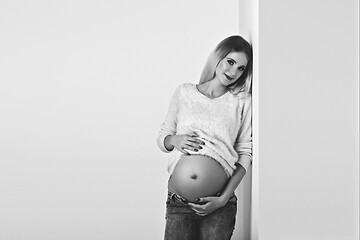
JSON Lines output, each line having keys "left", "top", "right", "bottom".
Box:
{"left": 238, "top": 66, "right": 245, "bottom": 71}
{"left": 227, "top": 60, "right": 234, "bottom": 65}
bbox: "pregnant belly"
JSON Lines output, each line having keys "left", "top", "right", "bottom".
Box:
{"left": 168, "top": 155, "right": 229, "bottom": 202}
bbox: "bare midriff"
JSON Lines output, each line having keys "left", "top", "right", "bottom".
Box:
{"left": 168, "top": 154, "right": 229, "bottom": 202}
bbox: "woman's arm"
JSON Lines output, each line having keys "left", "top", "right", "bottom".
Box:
{"left": 163, "top": 135, "right": 175, "bottom": 151}
{"left": 234, "top": 94, "right": 252, "bottom": 171}
{"left": 157, "top": 85, "right": 205, "bottom": 155}
{"left": 218, "top": 163, "right": 247, "bottom": 203}
{"left": 157, "top": 86, "right": 180, "bottom": 153}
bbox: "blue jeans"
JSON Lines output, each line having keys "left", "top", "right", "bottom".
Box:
{"left": 164, "top": 191, "right": 237, "bottom": 240}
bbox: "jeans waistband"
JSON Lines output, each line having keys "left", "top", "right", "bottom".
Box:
{"left": 167, "top": 190, "right": 237, "bottom": 205}
{"left": 168, "top": 191, "right": 189, "bottom": 204}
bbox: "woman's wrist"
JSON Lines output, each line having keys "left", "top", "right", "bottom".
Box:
{"left": 164, "top": 135, "right": 175, "bottom": 151}
{"left": 218, "top": 192, "right": 232, "bottom": 206}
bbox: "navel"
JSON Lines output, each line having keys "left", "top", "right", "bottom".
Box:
{"left": 190, "top": 174, "right": 197, "bottom": 180}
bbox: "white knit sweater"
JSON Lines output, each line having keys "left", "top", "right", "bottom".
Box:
{"left": 157, "top": 83, "right": 252, "bottom": 177}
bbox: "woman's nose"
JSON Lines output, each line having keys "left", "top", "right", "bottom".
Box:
{"left": 229, "top": 67, "right": 237, "bottom": 77}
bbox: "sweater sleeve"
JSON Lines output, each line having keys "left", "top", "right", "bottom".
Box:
{"left": 157, "top": 85, "right": 181, "bottom": 153}
{"left": 234, "top": 94, "right": 253, "bottom": 172}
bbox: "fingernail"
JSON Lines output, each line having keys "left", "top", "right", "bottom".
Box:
{"left": 194, "top": 149, "right": 198, "bottom": 152}
{"left": 198, "top": 146, "right": 202, "bottom": 149}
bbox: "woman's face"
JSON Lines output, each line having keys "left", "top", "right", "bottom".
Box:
{"left": 215, "top": 51, "right": 248, "bottom": 87}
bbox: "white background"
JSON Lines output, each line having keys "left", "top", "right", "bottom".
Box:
{"left": 0, "top": 0, "right": 244, "bottom": 239}
{"left": 1, "top": 0, "right": 358, "bottom": 240}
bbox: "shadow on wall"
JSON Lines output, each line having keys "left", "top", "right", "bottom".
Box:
{"left": 232, "top": 166, "right": 252, "bottom": 240}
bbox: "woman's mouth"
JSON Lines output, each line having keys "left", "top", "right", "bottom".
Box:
{"left": 224, "top": 74, "right": 234, "bottom": 81}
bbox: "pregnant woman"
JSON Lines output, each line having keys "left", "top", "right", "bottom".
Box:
{"left": 157, "top": 35, "right": 253, "bottom": 240}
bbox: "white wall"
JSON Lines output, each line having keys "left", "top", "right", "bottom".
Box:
{"left": 258, "top": 0, "right": 359, "bottom": 239}
{"left": 0, "top": 0, "right": 242, "bottom": 239}
{"left": 234, "top": 0, "right": 259, "bottom": 239}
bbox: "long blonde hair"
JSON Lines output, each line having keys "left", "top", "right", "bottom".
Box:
{"left": 199, "top": 35, "right": 253, "bottom": 95}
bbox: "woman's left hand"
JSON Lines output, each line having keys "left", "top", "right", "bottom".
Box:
{"left": 188, "top": 196, "right": 226, "bottom": 216}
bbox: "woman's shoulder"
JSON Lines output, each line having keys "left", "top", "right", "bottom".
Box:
{"left": 179, "top": 82, "right": 196, "bottom": 90}
{"left": 228, "top": 91, "right": 252, "bottom": 111}
{"left": 230, "top": 91, "right": 252, "bottom": 102}
{"left": 173, "top": 82, "right": 196, "bottom": 94}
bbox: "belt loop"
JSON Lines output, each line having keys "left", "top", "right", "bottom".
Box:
{"left": 169, "top": 191, "right": 176, "bottom": 200}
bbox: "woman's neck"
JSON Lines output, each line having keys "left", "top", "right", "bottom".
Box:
{"left": 199, "top": 80, "right": 228, "bottom": 98}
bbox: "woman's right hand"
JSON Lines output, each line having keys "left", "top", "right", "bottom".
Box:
{"left": 165, "top": 131, "right": 205, "bottom": 155}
